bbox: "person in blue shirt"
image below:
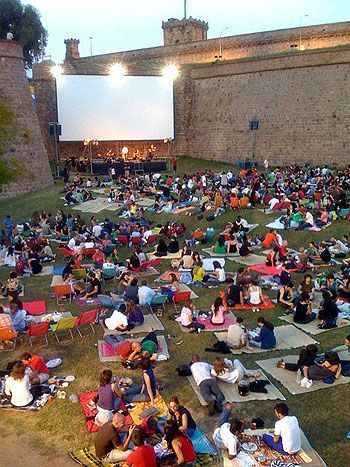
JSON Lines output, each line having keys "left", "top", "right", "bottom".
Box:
{"left": 4, "top": 215, "right": 13, "bottom": 241}
{"left": 248, "top": 317, "right": 276, "bottom": 350}
{"left": 8, "top": 302, "right": 27, "bottom": 333}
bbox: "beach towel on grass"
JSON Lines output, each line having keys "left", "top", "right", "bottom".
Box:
{"left": 97, "top": 335, "right": 170, "bottom": 363}
{"left": 103, "top": 313, "right": 164, "bottom": 336}
{"left": 227, "top": 254, "right": 267, "bottom": 266}
{"left": 249, "top": 263, "right": 281, "bottom": 275}
{"left": 0, "top": 398, "right": 41, "bottom": 411}
{"left": 147, "top": 251, "right": 183, "bottom": 261}
{"left": 177, "top": 312, "right": 237, "bottom": 333}
{"left": 128, "top": 393, "right": 169, "bottom": 424}
{"left": 279, "top": 313, "right": 350, "bottom": 335}
{"left": 191, "top": 428, "right": 217, "bottom": 455}
{"left": 50, "top": 274, "right": 64, "bottom": 287}
{"left": 133, "top": 267, "right": 160, "bottom": 277}
{"left": 187, "top": 370, "right": 285, "bottom": 404}
{"left": 75, "top": 296, "right": 100, "bottom": 307}
{"left": 79, "top": 391, "right": 132, "bottom": 433}
{"left": 257, "top": 350, "right": 350, "bottom": 395}
{"left": 201, "top": 248, "right": 239, "bottom": 258}
{"left": 215, "top": 325, "right": 317, "bottom": 355}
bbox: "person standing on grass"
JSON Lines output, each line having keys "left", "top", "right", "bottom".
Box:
{"left": 262, "top": 403, "right": 301, "bottom": 455}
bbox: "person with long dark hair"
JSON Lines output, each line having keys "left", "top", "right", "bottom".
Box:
{"left": 277, "top": 344, "right": 318, "bottom": 372}
{"left": 210, "top": 297, "right": 227, "bottom": 325}
{"left": 163, "top": 419, "right": 197, "bottom": 466}
{"left": 248, "top": 317, "right": 276, "bottom": 350}
{"left": 169, "top": 396, "right": 197, "bottom": 437}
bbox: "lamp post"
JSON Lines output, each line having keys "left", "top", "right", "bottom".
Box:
{"left": 219, "top": 26, "right": 230, "bottom": 60}
{"left": 299, "top": 14, "right": 309, "bottom": 50}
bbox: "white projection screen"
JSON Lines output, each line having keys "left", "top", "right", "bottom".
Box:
{"left": 57, "top": 75, "right": 174, "bottom": 140}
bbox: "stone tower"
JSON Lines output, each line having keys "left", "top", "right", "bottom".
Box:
{"left": 64, "top": 38, "right": 80, "bottom": 61}
{"left": 162, "top": 17, "right": 208, "bottom": 46}
{"left": 0, "top": 40, "right": 53, "bottom": 198}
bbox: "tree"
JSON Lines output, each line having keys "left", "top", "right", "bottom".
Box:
{"left": 0, "top": 0, "right": 47, "bottom": 68}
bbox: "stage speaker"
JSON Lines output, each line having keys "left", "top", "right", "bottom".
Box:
{"left": 48, "top": 123, "right": 62, "bottom": 136}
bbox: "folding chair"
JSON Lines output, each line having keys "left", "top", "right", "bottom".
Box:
{"left": 82, "top": 247, "right": 96, "bottom": 258}
{"left": 50, "top": 316, "right": 77, "bottom": 343}
{"left": 133, "top": 258, "right": 164, "bottom": 273}
{"left": 146, "top": 234, "right": 159, "bottom": 246}
{"left": 102, "top": 267, "right": 117, "bottom": 285}
{"left": 23, "top": 300, "right": 47, "bottom": 316}
{"left": 75, "top": 308, "right": 99, "bottom": 337}
{"left": 26, "top": 322, "right": 49, "bottom": 347}
{"left": 103, "top": 243, "right": 117, "bottom": 255}
{"left": 54, "top": 284, "right": 72, "bottom": 305}
{"left": 0, "top": 327, "right": 17, "bottom": 350}
{"left": 148, "top": 294, "right": 167, "bottom": 313}
{"left": 72, "top": 268, "right": 87, "bottom": 281}
{"left": 172, "top": 290, "right": 191, "bottom": 311}
{"left": 131, "top": 236, "right": 142, "bottom": 247}
{"left": 58, "top": 246, "right": 74, "bottom": 258}
{"left": 117, "top": 234, "right": 128, "bottom": 246}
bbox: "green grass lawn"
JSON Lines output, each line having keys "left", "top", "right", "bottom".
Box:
{"left": 0, "top": 156, "right": 349, "bottom": 466}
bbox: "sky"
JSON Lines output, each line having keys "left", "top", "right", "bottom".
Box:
{"left": 27, "top": 0, "right": 350, "bottom": 63}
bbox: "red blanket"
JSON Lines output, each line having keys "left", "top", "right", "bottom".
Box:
{"left": 226, "top": 296, "right": 276, "bottom": 310}
{"left": 79, "top": 390, "right": 133, "bottom": 432}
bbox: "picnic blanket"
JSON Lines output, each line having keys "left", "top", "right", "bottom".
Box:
{"left": 53, "top": 265, "right": 65, "bottom": 275}
{"left": 37, "top": 265, "right": 53, "bottom": 276}
{"left": 75, "top": 296, "right": 100, "bottom": 307}
{"left": 50, "top": 274, "right": 64, "bottom": 287}
{"left": 249, "top": 263, "right": 281, "bottom": 275}
{"left": 0, "top": 397, "right": 41, "bottom": 411}
{"left": 171, "top": 206, "right": 195, "bottom": 214}
{"left": 155, "top": 270, "right": 182, "bottom": 282}
{"left": 257, "top": 350, "right": 350, "bottom": 395}
{"left": 201, "top": 248, "right": 239, "bottom": 258}
{"left": 103, "top": 313, "right": 164, "bottom": 336}
{"left": 191, "top": 428, "right": 217, "bottom": 455}
{"left": 227, "top": 254, "right": 267, "bottom": 266}
{"left": 177, "top": 312, "right": 237, "bottom": 333}
{"left": 97, "top": 335, "right": 170, "bottom": 363}
{"left": 226, "top": 296, "right": 275, "bottom": 311}
{"left": 219, "top": 428, "right": 326, "bottom": 467}
{"left": 78, "top": 391, "right": 132, "bottom": 433}
{"left": 215, "top": 325, "right": 317, "bottom": 354}
{"left": 266, "top": 217, "right": 298, "bottom": 229}
{"left": 279, "top": 314, "right": 350, "bottom": 335}
{"left": 179, "top": 282, "right": 199, "bottom": 299}
{"left": 187, "top": 370, "right": 285, "bottom": 404}
{"left": 148, "top": 251, "right": 183, "bottom": 261}
{"left": 134, "top": 267, "right": 160, "bottom": 277}
{"left": 202, "top": 257, "right": 225, "bottom": 271}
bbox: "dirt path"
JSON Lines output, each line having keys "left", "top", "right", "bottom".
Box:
{"left": 0, "top": 433, "right": 76, "bottom": 467}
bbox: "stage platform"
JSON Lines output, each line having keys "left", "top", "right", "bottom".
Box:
{"left": 91, "top": 160, "right": 167, "bottom": 175}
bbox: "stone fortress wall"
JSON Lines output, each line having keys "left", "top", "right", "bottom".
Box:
{"left": 0, "top": 40, "right": 53, "bottom": 199}
{"left": 32, "top": 18, "right": 350, "bottom": 166}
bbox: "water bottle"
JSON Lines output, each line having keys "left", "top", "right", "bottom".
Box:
{"left": 296, "top": 369, "right": 302, "bottom": 384}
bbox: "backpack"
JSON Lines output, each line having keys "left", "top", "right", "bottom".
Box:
{"left": 176, "top": 364, "right": 192, "bottom": 376}
{"left": 180, "top": 272, "right": 192, "bottom": 284}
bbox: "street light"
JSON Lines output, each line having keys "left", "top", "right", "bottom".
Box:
{"left": 299, "top": 14, "right": 309, "bottom": 50}
{"left": 219, "top": 26, "right": 231, "bottom": 60}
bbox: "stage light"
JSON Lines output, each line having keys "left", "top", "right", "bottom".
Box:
{"left": 162, "top": 64, "right": 179, "bottom": 81}
{"left": 50, "top": 64, "right": 64, "bottom": 79}
{"left": 108, "top": 63, "right": 127, "bottom": 78}
{"left": 122, "top": 146, "right": 129, "bottom": 155}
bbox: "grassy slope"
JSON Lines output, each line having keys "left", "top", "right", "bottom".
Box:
{"left": 0, "top": 156, "right": 349, "bottom": 466}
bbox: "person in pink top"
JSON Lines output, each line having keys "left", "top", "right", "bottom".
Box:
{"left": 210, "top": 297, "right": 227, "bottom": 325}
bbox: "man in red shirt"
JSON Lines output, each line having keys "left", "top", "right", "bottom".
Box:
{"left": 126, "top": 428, "right": 156, "bottom": 467}
{"left": 21, "top": 352, "right": 49, "bottom": 385}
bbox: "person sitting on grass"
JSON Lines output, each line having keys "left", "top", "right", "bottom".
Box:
{"left": 125, "top": 428, "right": 157, "bottom": 467}
{"left": 126, "top": 300, "right": 144, "bottom": 327}
{"left": 176, "top": 300, "right": 205, "bottom": 333}
{"left": 262, "top": 403, "right": 301, "bottom": 455}
{"left": 159, "top": 273, "right": 180, "bottom": 302}
{"left": 8, "top": 302, "right": 27, "bottom": 333}
{"left": 104, "top": 304, "right": 134, "bottom": 332}
{"left": 298, "top": 273, "right": 315, "bottom": 300}
{"left": 80, "top": 271, "right": 101, "bottom": 301}
{"left": 1, "top": 271, "right": 23, "bottom": 298}
{"left": 169, "top": 396, "right": 197, "bottom": 437}
{"left": 20, "top": 352, "right": 49, "bottom": 385}
{"left": 277, "top": 344, "right": 318, "bottom": 372}
{"left": 210, "top": 297, "right": 227, "bottom": 326}
{"left": 163, "top": 419, "right": 197, "bottom": 466}
{"left": 212, "top": 403, "right": 244, "bottom": 460}
{"left": 94, "top": 413, "right": 135, "bottom": 463}
{"left": 226, "top": 282, "right": 244, "bottom": 308}
{"left": 299, "top": 350, "right": 342, "bottom": 388}
{"left": 88, "top": 369, "right": 124, "bottom": 426}
{"left": 92, "top": 246, "right": 105, "bottom": 270}
{"left": 211, "top": 356, "right": 260, "bottom": 384}
{"left": 4, "top": 362, "right": 41, "bottom": 407}
{"left": 238, "top": 234, "right": 252, "bottom": 258}
{"left": 277, "top": 281, "right": 295, "bottom": 314}
{"left": 226, "top": 318, "right": 248, "bottom": 349}
{"left": 203, "top": 261, "right": 226, "bottom": 286}
{"left": 192, "top": 261, "right": 205, "bottom": 286}
{"left": 0, "top": 306, "right": 15, "bottom": 349}
{"left": 123, "top": 356, "right": 157, "bottom": 405}
{"left": 293, "top": 292, "right": 316, "bottom": 324}
{"left": 211, "top": 235, "right": 226, "bottom": 255}
{"left": 248, "top": 317, "right": 276, "bottom": 350}
{"left": 246, "top": 280, "right": 266, "bottom": 308}
{"left": 317, "top": 291, "right": 339, "bottom": 329}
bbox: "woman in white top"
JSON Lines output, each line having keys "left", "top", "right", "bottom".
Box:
{"left": 5, "top": 362, "right": 34, "bottom": 407}
{"left": 176, "top": 301, "right": 205, "bottom": 333}
{"left": 205, "top": 261, "right": 226, "bottom": 285}
{"left": 4, "top": 246, "right": 16, "bottom": 267}
{"left": 211, "top": 357, "right": 260, "bottom": 384}
{"left": 247, "top": 281, "right": 265, "bottom": 306}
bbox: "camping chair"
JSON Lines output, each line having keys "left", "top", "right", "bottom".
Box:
{"left": 0, "top": 326, "right": 17, "bottom": 350}
{"left": 23, "top": 300, "right": 47, "bottom": 316}
{"left": 54, "top": 284, "right": 72, "bottom": 305}
{"left": 75, "top": 308, "right": 98, "bottom": 337}
{"left": 50, "top": 316, "right": 77, "bottom": 343}
{"left": 82, "top": 247, "right": 96, "bottom": 258}
{"left": 146, "top": 234, "right": 159, "bottom": 246}
{"left": 58, "top": 246, "right": 74, "bottom": 258}
{"left": 172, "top": 290, "right": 191, "bottom": 311}
{"left": 102, "top": 267, "right": 117, "bottom": 284}
{"left": 131, "top": 236, "right": 142, "bottom": 247}
{"left": 148, "top": 294, "right": 167, "bottom": 313}
{"left": 26, "top": 322, "right": 49, "bottom": 347}
{"left": 72, "top": 268, "right": 87, "bottom": 281}
{"left": 117, "top": 234, "right": 128, "bottom": 246}
{"left": 240, "top": 197, "right": 249, "bottom": 209}
{"left": 103, "top": 243, "right": 117, "bottom": 255}
{"left": 134, "top": 258, "right": 164, "bottom": 273}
